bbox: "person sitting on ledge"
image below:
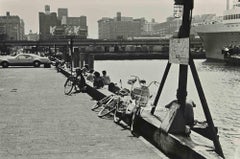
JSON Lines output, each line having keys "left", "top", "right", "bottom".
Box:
{"left": 101, "top": 70, "right": 111, "bottom": 85}
{"left": 163, "top": 99, "right": 196, "bottom": 135}
{"left": 75, "top": 67, "right": 87, "bottom": 92}
{"left": 81, "top": 64, "right": 89, "bottom": 76}
{"left": 93, "top": 71, "right": 104, "bottom": 89}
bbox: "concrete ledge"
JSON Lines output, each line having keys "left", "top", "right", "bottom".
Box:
{"left": 58, "top": 66, "right": 222, "bottom": 159}
{"left": 58, "top": 66, "right": 110, "bottom": 101}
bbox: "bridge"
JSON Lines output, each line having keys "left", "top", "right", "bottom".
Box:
{"left": 0, "top": 39, "right": 205, "bottom": 69}
{"left": 0, "top": 38, "right": 202, "bottom": 47}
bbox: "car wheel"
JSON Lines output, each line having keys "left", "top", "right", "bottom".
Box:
{"left": 2, "top": 61, "right": 9, "bottom": 68}
{"left": 33, "top": 61, "right": 40, "bottom": 67}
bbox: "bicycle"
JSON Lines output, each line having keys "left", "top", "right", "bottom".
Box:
{"left": 113, "top": 75, "right": 159, "bottom": 133}
{"left": 64, "top": 75, "right": 78, "bottom": 95}
{"left": 95, "top": 88, "right": 130, "bottom": 118}
{"left": 64, "top": 69, "right": 85, "bottom": 95}
{"left": 91, "top": 94, "right": 115, "bottom": 111}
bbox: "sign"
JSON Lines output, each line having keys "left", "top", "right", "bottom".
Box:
{"left": 169, "top": 38, "right": 189, "bottom": 65}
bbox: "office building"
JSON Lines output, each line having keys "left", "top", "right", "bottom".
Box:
{"left": 58, "top": 8, "right": 68, "bottom": 21}
{"left": 153, "top": 14, "right": 217, "bottom": 39}
{"left": 98, "top": 12, "right": 145, "bottom": 39}
{"left": 39, "top": 5, "right": 59, "bottom": 40}
{"left": 0, "top": 12, "right": 25, "bottom": 41}
{"left": 40, "top": 5, "right": 88, "bottom": 39}
{"left": 26, "top": 30, "right": 39, "bottom": 41}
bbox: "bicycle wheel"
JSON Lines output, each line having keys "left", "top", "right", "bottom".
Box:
{"left": 91, "top": 95, "right": 112, "bottom": 111}
{"left": 64, "top": 77, "right": 74, "bottom": 95}
{"left": 98, "top": 97, "right": 117, "bottom": 117}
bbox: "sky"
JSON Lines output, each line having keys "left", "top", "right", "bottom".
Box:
{"left": 0, "top": 0, "right": 227, "bottom": 38}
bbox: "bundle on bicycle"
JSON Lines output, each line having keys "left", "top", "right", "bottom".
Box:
{"left": 113, "top": 75, "right": 159, "bottom": 129}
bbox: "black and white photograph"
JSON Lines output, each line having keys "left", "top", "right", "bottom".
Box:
{"left": 0, "top": 0, "right": 239, "bottom": 158}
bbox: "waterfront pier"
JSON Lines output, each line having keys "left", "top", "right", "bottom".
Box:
{"left": 0, "top": 67, "right": 167, "bottom": 159}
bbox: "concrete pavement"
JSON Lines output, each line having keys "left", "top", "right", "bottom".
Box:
{"left": 0, "top": 67, "right": 166, "bottom": 159}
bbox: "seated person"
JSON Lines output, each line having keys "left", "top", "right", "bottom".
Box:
{"left": 165, "top": 99, "right": 195, "bottom": 128}
{"left": 164, "top": 99, "right": 196, "bottom": 135}
{"left": 101, "top": 70, "right": 111, "bottom": 85}
{"left": 93, "top": 71, "right": 104, "bottom": 89}
{"left": 75, "top": 68, "right": 86, "bottom": 92}
{"left": 81, "top": 64, "right": 89, "bottom": 76}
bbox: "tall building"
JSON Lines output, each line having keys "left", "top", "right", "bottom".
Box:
{"left": 0, "top": 12, "right": 25, "bottom": 41}
{"left": 19, "top": 19, "right": 25, "bottom": 40}
{"left": 40, "top": 5, "right": 88, "bottom": 39}
{"left": 79, "top": 16, "right": 88, "bottom": 38}
{"left": 153, "top": 17, "right": 181, "bottom": 38}
{"left": 152, "top": 14, "right": 217, "bottom": 39}
{"left": 39, "top": 5, "right": 60, "bottom": 40}
{"left": 141, "top": 18, "right": 160, "bottom": 36}
{"left": 26, "top": 30, "right": 39, "bottom": 41}
{"left": 98, "top": 12, "right": 145, "bottom": 39}
{"left": 58, "top": 8, "right": 68, "bottom": 21}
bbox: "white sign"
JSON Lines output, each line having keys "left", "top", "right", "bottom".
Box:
{"left": 169, "top": 38, "right": 189, "bottom": 65}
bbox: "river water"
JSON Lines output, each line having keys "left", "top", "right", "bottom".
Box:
{"left": 95, "top": 59, "right": 240, "bottom": 159}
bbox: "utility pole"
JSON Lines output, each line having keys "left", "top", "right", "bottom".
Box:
{"left": 68, "top": 38, "right": 73, "bottom": 74}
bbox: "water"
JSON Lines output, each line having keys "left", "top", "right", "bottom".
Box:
{"left": 95, "top": 59, "right": 240, "bottom": 159}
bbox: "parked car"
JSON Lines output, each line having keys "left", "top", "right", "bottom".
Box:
{"left": 0, "top": 53, "right": 52, "bottom": 68}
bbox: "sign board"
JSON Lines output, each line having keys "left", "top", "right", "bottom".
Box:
{"left": 169, "top": 38, "right": 189, "bottom": 65}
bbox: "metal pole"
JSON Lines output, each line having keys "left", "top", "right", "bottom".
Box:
{"left": 189, "top": 57, "right": 224, "bottom": 158}
{"left": 54, "top": 44, "right": 57, "bottom": 54}
{"left": 69, "top": 38, "right": 73, "bottom": 74}
{"left": 151, "top": 62, "right": 171, "bottom": 115}
{"left": 176, "top": 1, "right": 192, "bottom": 108}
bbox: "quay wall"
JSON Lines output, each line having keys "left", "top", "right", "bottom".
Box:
{"left": 58, "top": 66, "right": 219, "bottom": 159}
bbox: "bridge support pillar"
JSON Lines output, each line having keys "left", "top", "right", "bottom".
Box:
{"left": 73, "top": 48, "right": 80, "bottom": 68}
{"left": 79, "top": 53, "right": 94, "bottom": 70}
{"left": 84, "top": 54, "right": 94, "bottom": 70}
{"left": 79, "top": 53, "right": 85, "bottom": 68}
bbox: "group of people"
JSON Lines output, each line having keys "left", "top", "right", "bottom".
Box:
{"left": 75, "top": 64, "right": 111, "bottom": 91}
{"left": 74, "top": 64, "right": 197, "bottom": 136}
{"left": 222, "top": 45, "right": 240, "bottom": 57}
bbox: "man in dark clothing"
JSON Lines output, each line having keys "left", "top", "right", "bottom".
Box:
{"left": 93, "top": 71, "right": 104, "bottom": 89}
{"left": 75, "top": 68, "right": 86, "bottom": 92}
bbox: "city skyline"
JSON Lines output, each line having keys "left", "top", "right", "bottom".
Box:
{"left": 0, "top": 0, "right": 226, "bottom": 38}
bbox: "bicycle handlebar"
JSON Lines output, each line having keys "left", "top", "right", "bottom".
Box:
{"left": 147, "top": 81, "right": 159, "bottom": 88}
{"left": 129, "top": 75, "right": 159, "bottom": 88}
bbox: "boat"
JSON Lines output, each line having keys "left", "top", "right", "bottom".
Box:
{"left": 195, "top": 0, "right": 240, "bottom": 61}
{"left": 222, "top": 47, "right": 240, "bottom": 65}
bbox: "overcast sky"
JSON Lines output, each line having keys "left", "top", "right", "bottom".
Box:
{"left": 0, "top": 0, "right": 227, "bottom": 38}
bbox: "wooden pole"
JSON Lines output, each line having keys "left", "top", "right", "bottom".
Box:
{"left": 189, "top": 57, "right": 224, "bottom": 158}
{"left": 69, "top": 38, "right": 73, "bottom": 74}
{"left": 151, "top": 62, "right": 171, "bottom": 115}
{"left": 176, "top": 1, "right": 192, "bottom": 108}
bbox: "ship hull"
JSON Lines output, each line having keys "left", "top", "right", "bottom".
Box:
{"left": 198, "top": 31, "right": 240, "bottom": 61}
{"left": 194, "top": 22, "right": 240, "bottom": 61}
